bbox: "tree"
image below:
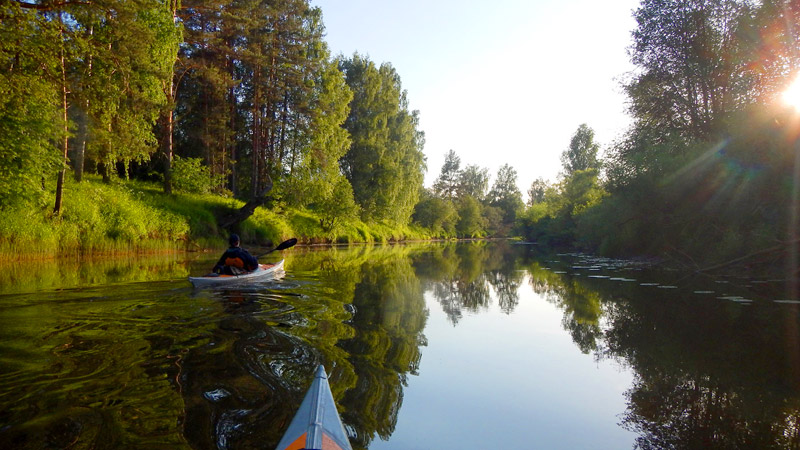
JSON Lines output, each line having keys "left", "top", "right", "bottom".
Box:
{"left": 486, "top": 163, "right": 523, "bottom": 229}
{"left": 561, "top": 123, "right": 600, "bottom": 176}
{"left": 339, "top": 54, "right": 426, "bottom": 225}
{"left": 1, "top": 1, "right": 177, "bottom": 211}
{"left": 456, "top": 196, "right": 485, "bottom": 237}
{"left": 561, "top": 169, "right": 607, "bottom": 217}
{"left": 0, "top": 4, "right": 62, "bottom": 210}
{"left": 216, "top": 0, "right": 327, "bottom": 200}
{"left": 626, "top": 0, "right": 756, "bottom": 141}
{"left": 412, "top": 188, "right": 458, "bottom": 236}
{"left": 285, "top": 57, "right": 353, "bottom": 208}
{"left": 171, "top": 155, "right": 225, "bottom": 194}
{"left": 527, "top": 177, "right": 549, "bottom": 206}
{"left": 82, "top": 1, "right": 178, "bottom": 183}
{"left": 317, "top": 175, "right": 359, "bottom": 233}
{"left": 457, "top": 164, "right": 489, "bottom": 200}
{"left": 433, "top": 149, "right": 461, "bottom": 199}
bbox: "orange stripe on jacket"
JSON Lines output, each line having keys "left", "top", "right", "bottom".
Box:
{"left": 224, "top": 257, "right": 245, "bottom": 268}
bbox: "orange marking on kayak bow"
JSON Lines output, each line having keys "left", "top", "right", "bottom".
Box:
{"left": 283, "top": 433, "right": 306, "bottom": 450}
{"left": 322, "top": 433, "right": 345, "bottom": 450}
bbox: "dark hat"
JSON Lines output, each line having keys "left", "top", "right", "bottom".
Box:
{"left": 229, "top": 234, "right": 240, "bottom": 246}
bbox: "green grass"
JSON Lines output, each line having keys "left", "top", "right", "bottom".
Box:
{"left": 0, "top": 176, "right": 437, "bottom": 260}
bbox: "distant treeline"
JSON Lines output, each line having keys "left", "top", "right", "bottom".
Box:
{"left": 514, "top": 0, "right": 800, "bottom": 276}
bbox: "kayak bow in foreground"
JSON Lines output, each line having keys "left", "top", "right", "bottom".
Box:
{"left": 275, "top": 365, "right": 353, "bottom": 450}
{"left": 188, "top": 259, "right": 285, "bottom": 288}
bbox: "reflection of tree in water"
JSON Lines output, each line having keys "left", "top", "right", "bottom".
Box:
{"left": 558, "top": 282, "right": 603, "bottom": 354}
{"left": 335, "top": 254, "right": 428, "bottom": 449}
{"left": 622, "top": 374, "right": 800, "bottom": 449}
{"left": 0, "top": 294, "right": 189, "bottom": 448}
{"left": 528, "top": 263, "right": 604, "bottom": 354}
{"left": 486, "top": 270, "right": 522, "bottom": 314}
{"left": 432, "top": 278, "right": 491, "bottom": 325}
{"left": 176, "top": 245, "right": 433, "bottom": 450}
{"left": 527, "top": 253, "right": 800, "bottom": 448}
{"left": 604, "top": 296, "right": 800, "bottom": 449}
{"left": 173, "top": 286, "right": 358, "bottom": 450}
{"left": 421, "top": 241, "right": 527, "bottom": 324}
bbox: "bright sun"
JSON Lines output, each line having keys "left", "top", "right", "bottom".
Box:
{"left": 783, "top": 74, "right": 800, "bottom": 110}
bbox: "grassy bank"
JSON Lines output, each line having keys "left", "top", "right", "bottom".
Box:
{"left": 0, "top": 176, "right": 434, "bottom": 261}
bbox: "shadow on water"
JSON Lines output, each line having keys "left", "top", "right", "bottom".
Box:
{"left": 3, "top": 242, "right": 800, "bottom": 448}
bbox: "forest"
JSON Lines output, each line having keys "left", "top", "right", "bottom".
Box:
{"left": 516, "top": 0, "right": 800, "bottom": 276}
{"left": 1, "top": 0, "right": 526, "bottom": 258}
{"left": 2, "top": 0, "right": 800, "bottom": 277}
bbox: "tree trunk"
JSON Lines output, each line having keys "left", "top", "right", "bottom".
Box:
{"left": 219, "top": 174, "right": 273, "bottom": 231}
{"left": 161, "top": 1, "right": 179, "bottom": 195}
{"left": 74, "top": 25, "right": 92, "bottom": 183}
{"left": 251, "top": 66, "right": 261, "bottom": 199}
{"left": 161, "top": 79, "right": 174, "bottom": 194}
{"left": 74, "top": 109, "right": 87, "bottom": 182}
{"left": 228, "top": 71, "right": 237, "bottom": 196}
{"left": 102, "top": 121, "right": 112, "bottom": 183}
{"left": 54, "top": 13, "right": 69, "bottom": 215}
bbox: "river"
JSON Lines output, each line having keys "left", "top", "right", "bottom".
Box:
{"left": 1, "top": 242, "right": 799, "bottom": 449}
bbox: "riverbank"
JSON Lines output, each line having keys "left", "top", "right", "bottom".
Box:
{"left": 0, "top": 176, "right": 435, "bottom": 261}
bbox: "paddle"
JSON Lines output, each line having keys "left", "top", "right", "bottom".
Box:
{"left": 255, "top": 237, "right": 298, "bottom": 258}
{"left": 202, "top": 238, "right": 298, "bottom": 277}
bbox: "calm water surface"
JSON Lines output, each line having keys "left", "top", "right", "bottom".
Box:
{"left": 1, "top": 242, "right": 799, "bottom": 449}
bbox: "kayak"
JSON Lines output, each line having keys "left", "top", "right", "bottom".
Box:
{"left": 188, "top": 259, "right": 285, "bottom": 288}
{"left": 275, "top": 365, "right": 353, "bottom": 450}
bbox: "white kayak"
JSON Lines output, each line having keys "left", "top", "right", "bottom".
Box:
{"left": 188, "top": 259, "right": 285, "bottom": 288}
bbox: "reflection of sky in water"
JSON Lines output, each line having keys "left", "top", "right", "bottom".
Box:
{"left": 371, "top": 274, "right": 636, "bottom": 449}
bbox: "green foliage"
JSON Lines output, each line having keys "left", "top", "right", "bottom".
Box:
{"left": 456, "top": 196, "right": 486, "bottom": 238}
{"left": 561, "top": 124, "right": 600, "bottom": 175}
{"left": 2, "top": 1, "right": 433, "bottom": 244}
{"left": 518, "top": 169, "right": 607, "bottom": 248}
{"left": 527, "top": 178, "right": 549, "bottom": 206}
{"left": 583, "top": 105, "right": 794, "bottom": 263}
{"left": 0, "top": 177, "right": 190, "bottom": 259}
{"left": 458, "top": 164, "right": 489, "bottom": 200}
{"left": 561, "top": 169, "right": 607, "bottom": 216}
{"left": 624, "top": 0, "right": 800, "bottom": 142}
{"left": 284, "top": 58, "right": 354, "bottom": 208}
{"left": 339, "top": 54, "right": 426, "bottom": 225}
{"left": 516, "top": 0, "right": 800, "bottom": 272}
{"left": 486, "top": 164, "right": 524, "bottom": 232}
{"left": 316, "top": 176, "right": 360, "bottom": 233}
{"left": 412, "top": 189, "right": 458, "bottom": 237}
{"left": 0, "top": 4, "right": 63, "bottom": 210}
{"left": 517, "top": 202, "right": 548, "bottom": 233}
{"left": 412, "top": 149, "right": 495, "bottom": 238}
{"left": 171, "top": 155, "right": 226, "bottom": 195}
{"left": 72, "top": 0, "right": 177, "bottom": 177}
{"left": 433, "top": 149, "right": 461, "bottom": 199}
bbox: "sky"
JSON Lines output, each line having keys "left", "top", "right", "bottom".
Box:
{"left": 310, "top": 0, "right": 641, "bottom": 199}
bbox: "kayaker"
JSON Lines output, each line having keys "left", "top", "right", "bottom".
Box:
{"left": 212, "top": 234, "right": 259, "bottom": 275}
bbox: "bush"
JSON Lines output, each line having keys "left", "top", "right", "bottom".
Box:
{"left": 171, "top": 155, "right": 226, "bottom": 194}
{"left": 315, "top": 177, "right": 360, "bottom": 233}
{"left": 412, "top": 193, "right": 458, "bottom": 237}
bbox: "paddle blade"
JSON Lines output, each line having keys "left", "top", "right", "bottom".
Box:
{"left": 275, "top": 238, "right": 298, "bottom": 251}
{"left": 256, "top": 238, "right": 298, "bottom": 258}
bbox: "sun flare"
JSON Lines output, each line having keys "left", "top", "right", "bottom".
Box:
{"left": 783, "top": 74, "right": 800, "bottom": 110}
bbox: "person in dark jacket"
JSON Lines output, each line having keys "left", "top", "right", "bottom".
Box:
{"left": 212, "top": 234, "right": 259, "bottom": 275}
